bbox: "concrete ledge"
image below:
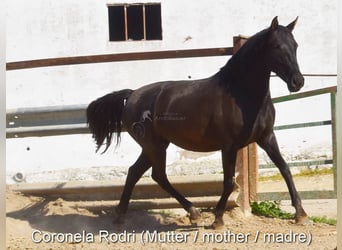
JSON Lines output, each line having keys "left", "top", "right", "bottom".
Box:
{"left": 8, "top": 175, "right": 242, "bottom": 210}
{"left": 70, "top": 197, "right": 238, "bottom": 211}
{"left": 9, "top": 175, "right": 225, "bottom": 201}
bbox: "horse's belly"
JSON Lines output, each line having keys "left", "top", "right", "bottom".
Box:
{"left": 157, "top": 126, "right": 223, "bottom": 152}
{"left": 170, "top": 137, "right": 222, "bottom": 152}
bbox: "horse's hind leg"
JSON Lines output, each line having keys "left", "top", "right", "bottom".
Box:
{"left": 115, "top": 152, "right": 151, "bottom": 223}
{"left": 258, "top": 132, "right": 308, "bottom": 224}
{"left": 147, "top": 146, "right": 201, "bottom": 222}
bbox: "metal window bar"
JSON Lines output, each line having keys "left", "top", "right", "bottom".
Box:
{"left": 143, "top": 4, "right": 146, "bottom": 40}
{"left": 124, "top": 5, "right": 128, "bottom": 41}
{"left": 122, "top": 4, "right": 148, "bottom": 41}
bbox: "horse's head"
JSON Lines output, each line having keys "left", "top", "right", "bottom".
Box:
{"left": 265, "top": 16, "right": 304, "bottom": 92}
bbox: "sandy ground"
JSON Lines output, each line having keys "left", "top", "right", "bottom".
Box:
{"left": 6, "top": 174, "right": 337, "bottom": 250}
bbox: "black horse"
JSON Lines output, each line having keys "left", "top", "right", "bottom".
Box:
{"left": 87, "top": 17, "right": 308, "bottom": 228}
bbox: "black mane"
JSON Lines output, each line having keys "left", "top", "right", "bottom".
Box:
{"left": 216, "top": 28, "right": 270, "bottom": 88}
{"left": 217, "top": 25, "right": 294, "bottom": 90}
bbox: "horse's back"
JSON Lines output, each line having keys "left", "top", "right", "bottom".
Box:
{"left": 122, "top": 77, "right": 274, "bottom": 151}
{"left": 124, "top": 78, "right": 238, "bottom": 151}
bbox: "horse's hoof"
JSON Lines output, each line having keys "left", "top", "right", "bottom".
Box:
{"left": 211, "top": 217, "right": 225, "bottom": 230}
{"left": 189, "top": 207, "right": 201, "bottom": 219}
{"left": 295, "top": 216, "right": 312, "bottom": 225}
{"left": 113, "top": 207, "right": 126, "bottom": 225}
{"left": 113, "top": 214, "right": 125, "bottom": 225}
{"left": 189, "top": 206, "right": 201, "bottom": 223}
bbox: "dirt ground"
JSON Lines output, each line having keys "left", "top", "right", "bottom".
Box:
{"left": 6, "top": 176, "right": 337, "bottom": 250}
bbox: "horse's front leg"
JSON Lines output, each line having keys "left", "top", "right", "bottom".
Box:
{"left": 257, "top": 131, "right": 308, "bottom": 223}
{"left": 213, "top": 148, "right": 238, "bottom": 229}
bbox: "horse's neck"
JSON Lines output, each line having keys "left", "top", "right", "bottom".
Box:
{"left": 221, "top": 57, "right": 272, "bottom": 127}
{"left": 219, "top": 55, "right": 271, "bottom": 101}
{"left": 218, "top": 30, "right": 272, "bottom": 99}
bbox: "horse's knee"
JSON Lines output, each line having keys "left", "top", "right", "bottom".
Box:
{"left": 224, "top": 176, "right": 235, "bottom": 191}
{"left": 127, "top": 165, "right": 139, "bottom": 179}
{"left": 127, "top": 166, "right": 134, "bottom": 176}
{"left": 151, "top": 171, "right": 165, "bottom": 184}
{"left": 151, "top": 172, "right": 159, "bottom": 183}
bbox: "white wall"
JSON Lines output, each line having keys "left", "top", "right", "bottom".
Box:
{"left": 6, "top": 0, "right": 337, "bottom": 183}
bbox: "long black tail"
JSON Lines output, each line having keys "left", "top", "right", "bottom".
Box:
{"left": 86, "top": 89, "right": 133, "bottom": 153}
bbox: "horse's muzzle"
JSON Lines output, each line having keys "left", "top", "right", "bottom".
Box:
{"left": 288, "top": 73, "right": 304, "bottom": 92}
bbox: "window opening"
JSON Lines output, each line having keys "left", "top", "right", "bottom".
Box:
{"left": 108, "top": 3, "right": 162, "bottom": 41}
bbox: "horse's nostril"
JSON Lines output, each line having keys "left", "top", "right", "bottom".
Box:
{"left": 293, "top": 74, "right": 304, "bottom": 88}
{"left": 299, "top": 78, "right": 304, "bottom": 88}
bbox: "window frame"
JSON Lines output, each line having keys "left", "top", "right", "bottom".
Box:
{"left": 107, "top": 3, "right": 162, "bottom": 42}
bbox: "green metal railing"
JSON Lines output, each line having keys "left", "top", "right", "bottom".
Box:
{"left": 258, "top": 86, "right": 337, "bottom": 200}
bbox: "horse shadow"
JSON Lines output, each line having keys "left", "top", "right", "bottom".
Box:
{"left": 6, "top": 197, "right": 201, "bottom": 235}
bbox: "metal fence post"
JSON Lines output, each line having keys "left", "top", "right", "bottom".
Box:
{"left": 330, "top": 92, "right": 337, "bottom": 194}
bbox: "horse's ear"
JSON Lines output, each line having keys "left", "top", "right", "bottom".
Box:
{"left": 270, "top": 16, "right": 278, "bottom": 30}
{"left": 286, "top": 17, "right": 298, "bottom": 32}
